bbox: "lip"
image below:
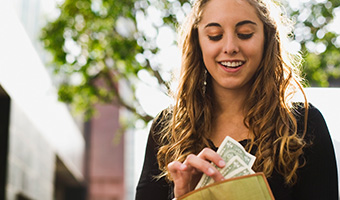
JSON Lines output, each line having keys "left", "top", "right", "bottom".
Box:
{"left": 218, "top": 60, "right": 245, "bottom": 73}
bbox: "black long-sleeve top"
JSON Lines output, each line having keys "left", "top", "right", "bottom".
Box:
{"left": 136, "top": 104, "right": 339, "bottom": 200}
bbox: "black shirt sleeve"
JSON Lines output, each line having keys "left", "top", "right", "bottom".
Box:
{"left": 135, "top": 111, "right": 171, "bottom": 200}
{"left": 292, "top": 104, "right": 339, "bottom": 199}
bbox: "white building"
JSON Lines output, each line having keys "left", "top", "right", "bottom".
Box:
{"left": 0, "top": 0, "right": 86, "bottom": 199}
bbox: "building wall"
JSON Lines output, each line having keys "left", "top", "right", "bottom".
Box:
{"left": 0, "top": 0, "right": 86, "bottom": 199}
{"left": 6, "top": 103, "right": 55, "bottom": 200}
{"left": 0, "top": 0, "right": 85, "bottom": 176}
{"left": 88, "top": 104, "right": 124, "bottom": 200}
{"left": 0, "top": 0, "right": 126, "bottom": 199}
{"left": 0, "top": 89, "right": 10, "bottom": 200}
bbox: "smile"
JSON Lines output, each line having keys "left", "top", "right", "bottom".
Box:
{"left": 219, "top": 61, "right": 244, "bottom": 68}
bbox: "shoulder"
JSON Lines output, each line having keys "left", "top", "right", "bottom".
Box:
{"left": 293, "top": 102, "right": 332, "bottom": 144}
{"left": 291, "top": 103, "right": 338, "bottom": 199}
{"left": 149, "top": 107, "right": 173, "bottom": 144}
{"left": 293, "top": 102, "right": 326, "bottom": 131}
{"left": 150, "top": 107, "right": 173, "bottom": 133}
{"left": 293, "top": 102, "right": 333, "bottom": 151}
{"left": 293, "top": 102, "right": 322, "bottom": 120}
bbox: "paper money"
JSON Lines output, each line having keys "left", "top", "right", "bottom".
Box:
{"left": 221, "top": 157, "right": 253, "bottom": 178}
{"left": 225, "top": 166, "right": 255, "bottom": 179}
{"left": 216, "top": 137, "right": 255, "bottom": 167}
{"left": 197, "top": 157, "right": 248, "bottom": 187}
{"left": 195, "top": 136, "right": 256, "bottom": 189}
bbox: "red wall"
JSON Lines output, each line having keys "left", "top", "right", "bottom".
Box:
{"left": 88, "top": 104, "right": 124, "bottom": 200}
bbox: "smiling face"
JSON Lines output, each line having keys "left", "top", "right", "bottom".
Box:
{"left": 198, "top": 0, "right": 265, "bottom": 94}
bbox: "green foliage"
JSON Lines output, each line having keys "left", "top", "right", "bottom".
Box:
{"left": 285, "top": 0, "right": 340, "bottom": 86}
{"left": 40, "top": 0, "right": 191, "bottom": 124}
{"left": 41, "top": 0, "right": 340, "bottom": 124}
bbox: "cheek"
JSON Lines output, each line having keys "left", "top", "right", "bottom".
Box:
{"left": 198, "top": 32, "right": 221, "bottom": 64}
{"left": 202, "top": 50, "right": 218, "bottom": 71}
{"left": 246, "top": 39, "right": 264, "bottom": 65}
{"left": 250, "top": 48, "right": 263, "bottom": 63}
{"left": 200, "top": 41, "right": 220, "bottom": 63}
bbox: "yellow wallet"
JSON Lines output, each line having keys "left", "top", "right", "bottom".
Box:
{"left": 178, "top": 173, "right": 274, "bottom": 200}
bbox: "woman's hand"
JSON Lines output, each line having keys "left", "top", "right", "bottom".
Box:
{"left": 167, "top": 148, "right": 226, "bottom": 198}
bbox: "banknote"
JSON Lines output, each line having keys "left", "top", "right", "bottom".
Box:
{"left": 196, "top": 157, "right": 248, "bottom": 188}
{"left": 225, "top": 166, "right": 255, "bottom": 179}
{"left": 195, "top": 136, "right": 256, "bottom": 189}
{"left": 216, "top": 136, "right": 255, "bottom": 167}
{"left": 220, "top": 156, "right": 251, "bottom": 178}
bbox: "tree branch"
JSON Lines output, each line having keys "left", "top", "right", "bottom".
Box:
{"left": 101, "top": 69, "right": 154, "bottom": 122}
{"left": 145, "top": 59, "right": 171, "bottom": 94}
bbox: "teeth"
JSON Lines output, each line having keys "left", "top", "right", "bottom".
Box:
{"left": 220, "top": 61, "right": 243, "bottom": 67}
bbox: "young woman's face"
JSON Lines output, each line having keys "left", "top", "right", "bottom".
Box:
{"left": 198, "top": 0, "right": 264, "bottom": 93}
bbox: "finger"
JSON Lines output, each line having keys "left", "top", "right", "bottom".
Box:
{"left": 168, "top": 161, "right": 188, "bottom": 179}
{"left": 168, "top": 161, "right": 191, "bottom": 197}
{"left": 197, "top": 148, "right": 226, "bottom": 168}
{"left": 184, "top": 154, "right": 225, "bottom": 182}
{"left": 168, "top": 161, "right": 186, "bottom": 172}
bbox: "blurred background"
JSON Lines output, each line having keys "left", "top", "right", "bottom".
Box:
{"left": 0, "top": 0, "right": 339, "bottom": 199}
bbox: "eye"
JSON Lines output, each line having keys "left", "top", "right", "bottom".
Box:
{"left": 208, "top": 35, "right": 223, "bottom": 41}
{"left": 238, "top": 33, "right": 254, "bottom": 40}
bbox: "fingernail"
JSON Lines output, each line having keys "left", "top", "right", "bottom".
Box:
{"left": 180, "top": 164, "right": 187, "bottom": 170}
{"left": 207, "top": 167, "right": 214, "bottom": 175}
{"left": 219, "top": 160, "right": 226, "bottom": 167}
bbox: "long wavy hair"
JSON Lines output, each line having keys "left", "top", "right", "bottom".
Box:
{"left": 156, "top": 0, "right": 308, "bottom": 185}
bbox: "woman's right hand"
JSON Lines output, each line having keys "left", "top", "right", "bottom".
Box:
{"left": 167, "top": 148, "right": 226, "bottom": 198}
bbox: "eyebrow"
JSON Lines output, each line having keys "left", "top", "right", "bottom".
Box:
{"left": 204, "top": 20, "right": 257, "bottom": 29}
{"left": 204, "top": 22, "right": 221, "bottom": 28}
{"left": 236, "top": 20, "right": 257, "bottom": 27}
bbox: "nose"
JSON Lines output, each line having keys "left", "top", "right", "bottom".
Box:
{"left": 223, "top": 35, "right": 239, "bottom": 55}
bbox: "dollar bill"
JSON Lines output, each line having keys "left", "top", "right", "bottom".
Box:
{"left": 220, "top": 157, "right": 251, "bottom": 178}
{"left": 225, "top": 166, "right": 255, "bottom": 179}
{"left": 195, "top": 136, "right": 256, "bottom": 189}
{"left": 196, "top": 157, "right": 248, "bottom": 188}
{"left": 216, "top": 136, "right": 256, "bottom": 167}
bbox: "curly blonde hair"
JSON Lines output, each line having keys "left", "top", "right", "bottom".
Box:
{"left": 156, "top": 0, "right": 308, "bottom": 185}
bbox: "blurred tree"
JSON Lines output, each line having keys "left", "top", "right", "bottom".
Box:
{"left": 284, "top": 0, "right": 340, "bottom": 86}
{"left": 41, "top": 0, "right": 189, "bottom": 125}
{"left": 40, "top": 0, "right": 340, "bottom": 124}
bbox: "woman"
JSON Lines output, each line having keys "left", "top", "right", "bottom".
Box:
{"left": 136, "top": 0, "right": 339, "bottom": 199}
